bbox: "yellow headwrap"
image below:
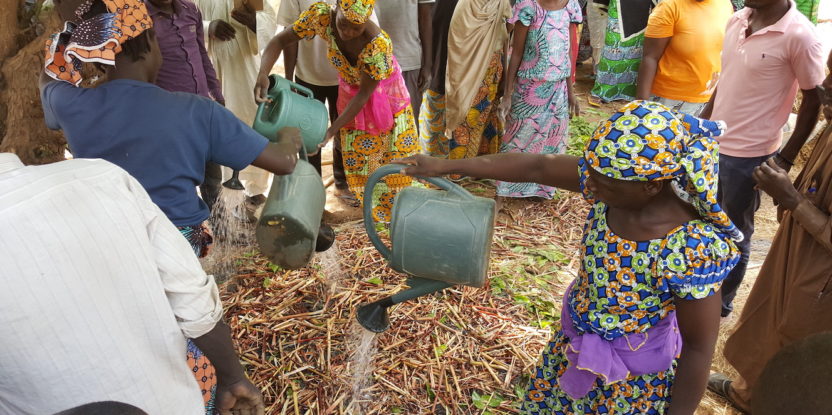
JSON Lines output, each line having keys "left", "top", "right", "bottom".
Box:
{"left": 338, "top": 0, "right": 374, "bottom": 24}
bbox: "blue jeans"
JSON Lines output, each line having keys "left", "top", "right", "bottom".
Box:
{"left": 717, "top": 152, "right": 775, "bottom": 317}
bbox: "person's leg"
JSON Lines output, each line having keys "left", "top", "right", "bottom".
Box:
{"left": 587, "top": 2, "right": 607, "bottom": 74}
{"left": 402, "top": 69, "right": 422, "bottom": 128}
{"left": 201, "top": 161, "right": 222, "bottom": 213}
{"left": 322, "top": 84, "right": 349, "bottom": 191}
{"left": 717, "top": 153, "right": 770, "bottom": 317}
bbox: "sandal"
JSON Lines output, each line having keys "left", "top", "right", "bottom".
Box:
{"left": 587, "top": 95, "right": 602, "bottom": 108}
{"left": 708, "top": 373, "right": 748, "bottom": 413}
{"left": 334, "top": 189, "right": 360, "bottom": 208}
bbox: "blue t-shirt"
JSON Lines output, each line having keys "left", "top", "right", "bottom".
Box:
{"left": 42, "top": 79, "right": 268, "bottom": 227}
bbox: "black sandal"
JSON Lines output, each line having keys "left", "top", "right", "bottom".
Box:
{"left": 334, "top": 189, "right": 360, "bottom": 208}
{"left": 708, "top": 373, "right": 748, "bottom": 413}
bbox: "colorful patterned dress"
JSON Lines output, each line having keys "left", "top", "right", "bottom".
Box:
{"left": 293, "top": 2, "right": 421, "bottom": 221}
{"left": 419, "top": 53, "right": 503, "bottom": 159}
{"left": 521, "top": 201, "right": 739, "bottom": 414}
{"left": 590, "top": 0, "right": 654, "bottom": 102}
{"left": 496, "top": 0, "right": 582, "bottom": 199}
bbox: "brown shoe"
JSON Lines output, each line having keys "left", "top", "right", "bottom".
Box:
{"left": 707, "top": 373, "right": 748, "bottom": 413}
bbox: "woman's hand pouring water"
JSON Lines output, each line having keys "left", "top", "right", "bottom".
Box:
{"left": 307, "top": 127, "right": 337, "bottom": 157}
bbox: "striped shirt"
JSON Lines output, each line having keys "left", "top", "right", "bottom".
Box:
{"left": 0, "top": 154, "right": 220, "bottom": 414}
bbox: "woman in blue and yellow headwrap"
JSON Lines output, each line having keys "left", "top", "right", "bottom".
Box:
{"left": 257, "top": 0, "right": 422, "bottom": 219}
{"left": 396, "top": 100, "right": 741, "bottom": 414}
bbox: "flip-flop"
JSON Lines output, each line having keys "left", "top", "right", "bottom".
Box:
{"left": 708, "top": 373, "right": 748, "bottom": 413}
{"left": 334, "top": 189, "right": 360, "bottom": 208}
{"left": 587, "top": 95, "right": 602, "bottom": 107}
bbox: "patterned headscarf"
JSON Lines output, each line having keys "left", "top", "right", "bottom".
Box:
{"left": 338, "top": 0, "right": 375, "bottom": 24}
{"left": 579, "top": 100, "right": 743, "bottom": 242}
{"left": 44, "top": 0, "right": 154, "bottom": 86}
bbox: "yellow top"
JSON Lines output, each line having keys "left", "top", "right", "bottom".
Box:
{"left": 292, "top": 2, "right": 393, "bottom": 85}
{"left": 645, "top": 0, "right": 734, "bottom": 103}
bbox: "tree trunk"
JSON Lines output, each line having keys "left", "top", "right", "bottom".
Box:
{"left": 0, "top": 0, "right": 20, "bottom": 61}
{"left": 0, "top": 7, "right": 65, "bottom": 165}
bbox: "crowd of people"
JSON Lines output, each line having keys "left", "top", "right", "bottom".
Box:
{"left": 0, "top": 0, "right": 829, "bottom": 413}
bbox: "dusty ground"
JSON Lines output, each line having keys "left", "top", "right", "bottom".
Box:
{"left": 238, "top": 49, "right": 807, "bottom": 413}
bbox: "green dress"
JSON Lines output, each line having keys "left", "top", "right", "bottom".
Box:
{"left": 590, "top": 0, "right": 653, "bottom": 102}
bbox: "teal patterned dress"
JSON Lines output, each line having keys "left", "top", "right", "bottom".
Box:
{"left": 520, "top": 201, "right": 740, "bottom": 414}
{"left": 520, "top": 100, "right": 742, "bottom": 414}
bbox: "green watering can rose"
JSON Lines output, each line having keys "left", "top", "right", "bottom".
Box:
{"left": 357, "top": 164, "right": 497, "bottom": 332}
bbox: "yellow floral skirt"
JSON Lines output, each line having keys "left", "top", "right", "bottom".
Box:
{"left": 418, "top": 52, "right": 503, "bottom": 159}
{"left": 341, "top": 105, "right": 422, "bottom": 222}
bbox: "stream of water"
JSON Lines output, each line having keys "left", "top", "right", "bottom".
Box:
{"left": 316, "top": 241, "right": 379, "bottom": 413}
{"left": 316, "top": 242, "right": 346, "bottom": 295}
{"left": 345, "top": 322, "right": 378, "bottom": 414}
{"left": 201, "top": 187, "right": 252, "bottom": 282}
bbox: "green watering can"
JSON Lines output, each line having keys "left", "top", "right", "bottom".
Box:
{"left": 357, "top": 164, "right": 496, "bottom": 332}
{"left": 250, "top": 75, "right": 334, "bottom": 269}
{"left": 255, "top": 149, "right": 330, "bottom": 269}
{"left": 253, "top": 74, "right": 329, "bottom": 154}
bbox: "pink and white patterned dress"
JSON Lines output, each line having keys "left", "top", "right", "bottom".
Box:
{"left": 496, "top": 0, "right": 582, "bottom": 199}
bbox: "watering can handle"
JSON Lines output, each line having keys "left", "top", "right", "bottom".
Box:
{"left": 255, "top": 75, "right": 319, "bottom": 142}
{"left": 363, "top": 163, "right": 473, "bottom": 260}
{"left": 269, "top": 74, "right": 315, "bottom": 99}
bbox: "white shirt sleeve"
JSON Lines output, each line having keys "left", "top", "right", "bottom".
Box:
{"left": 257, "top": 0, "right": 279, "bottom": 53}
{"left": 126, "top": 174, "right": 223, "bottom": 339}
{"left": 276, "top": 0, "right": 301, "bottom": 27}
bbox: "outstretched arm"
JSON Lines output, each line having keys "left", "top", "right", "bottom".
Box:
{"left": 314, "top": 71, "right": 379, "bottom": 152}
{"left": 255, "top": 27, "right": 302, "bottom": 102}
{"left": 283, "top": 41, "right": 298, "bottom": 81}
{"left": 250, "top": 127, "right": 304, "bottom": 175}
{"left": 668, "top": 293, "right": 722, "bottom": 415}
{"left": 395, "top": 153, "right": 581, "bottom": 193}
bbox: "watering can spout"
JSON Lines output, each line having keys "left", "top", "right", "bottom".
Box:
{"left": 222, "top": 170, "right": 245, "bottom": 190}
{"left": 356, "top": 278, "right": 453, "bottom": 333}
{"left": 356, "top": 297, "right": 394, "bottom": 333}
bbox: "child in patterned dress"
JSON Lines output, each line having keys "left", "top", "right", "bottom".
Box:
{"left": 397, "top": 100, "right": 742, "bottom": 414}
{"left": 498, "top": 0, "right": 582, "bottom": 199}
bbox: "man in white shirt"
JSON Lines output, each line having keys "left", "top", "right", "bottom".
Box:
{"left": 197, "top": 0, "right": 274, "bottom": 203}
{"left": 376, "top": 0, "right": 434, "bottom": 125}
{"left": 0, "top": 154, "right": 263, "bottom": 415}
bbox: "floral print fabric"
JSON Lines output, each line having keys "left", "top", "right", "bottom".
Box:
{"left": 521, "top": 201, "right": 739, "bottom": 414}
{"left": 590, "top": 0, "right": 647, "bottom": 102}
{"left": 521, "top": 100, "right": 741, "bottom": 414}
{"left": 419, "top": 52, "right": 503, "bottom": 160}
{"left": 579, "top": 100, "right": 741, "bottom": 242}
{"left": 45, "top": 0, "right": 153, "bottom": 86}
{"left": 292, "top": 3, "right": 421, "bottom": 221}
